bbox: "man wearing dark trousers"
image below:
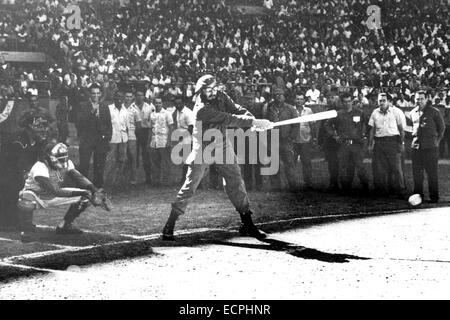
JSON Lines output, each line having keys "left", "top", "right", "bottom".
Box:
{"left": 162, "top": 75, "right": 272, "bottom": 241}
{"left": 134, "top": 88, "right": 154, "bottom": 184}
{"left": 267, "top": 88, "right": 299, "bottom": 191}
{"left": 408, "top": 91, "right": 445, "bottom": 203}
{"left": 368, "top": 93, "right": 406, "bottom": 197}
{"left": 439, "top": 97, "right": 450, "bottom": 159}
{"left": 325, "top": 92, "right": 370, "bottom": 192}
{"left": 172, "top": 95, "right": 194, "bottom": 184}
{"left": 319, "top": 99, "right": 341, "bottom": 192}
{"left": 293, "top": 94, "right": 316, "bottom": 189}
{"left": 76, "top": 83, "right": 112, "bottom": 188}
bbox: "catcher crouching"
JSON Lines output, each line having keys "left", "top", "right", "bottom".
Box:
{"left": 17, "top": 142, "right": 110, "bottom": 237}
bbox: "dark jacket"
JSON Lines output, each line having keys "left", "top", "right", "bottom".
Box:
{"left": 76, "top": 100, "right": 112, "bottom": 149}
{"left": 188, "top": 92, "right": 254, "bottom": 162}
{"left": 409, "top": 104, "right": 445, "bottom": 149}
{"left": 325, "top": 107, "right": 367, "bottom": 143}
{"left": 193, "top": 91, "right": 254, "bottom": 134}
{"left": 318, "top": 104, "right": 340, "bottom": 150}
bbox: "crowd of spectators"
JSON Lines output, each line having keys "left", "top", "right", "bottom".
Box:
{"left": 0, "top": 0, "right": 448, "bottom": 105}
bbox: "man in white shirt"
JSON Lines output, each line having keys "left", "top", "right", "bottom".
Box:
{"left": 305, "top": 83, "right": 321, "bottom": 103}
{"left": 124, "top": 88, "right": 142, "bottom": 185}
{"left": 149, "top": 97, "right": 174, "bottom": 186}
{"left": 134, "top": 88, "right": 155, "bottom": 185}
{"left": 368, "top": 93, "right": 406, "bottom": 197}
{"left": 105, "top": 90, "right": 129, "bottom": 187}
{"left": 171, "top": 95, "right": 194, "bottom": 183}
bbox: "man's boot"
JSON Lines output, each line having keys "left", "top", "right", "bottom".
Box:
{"left": 162, "top": 210, "right": 180, "bottom": 241}
{"left": 239, "top": 210, "right": 267, "bottom": 239}
{"left": 56, "top": 201, "right": 88, "bottom": 235}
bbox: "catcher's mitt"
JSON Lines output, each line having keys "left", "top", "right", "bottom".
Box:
{"left": 90, "top": 188, "right": 112, "bottom": 211}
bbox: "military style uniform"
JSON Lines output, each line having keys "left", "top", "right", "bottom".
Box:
{"left": 326, "top": 108, "right": 370, "bottom": 191}
{"left": 267, "top": 101, "right": 299, "bottom": 190}
{"left": 162, "top": 75, "right": 268, "bottom": 241}
{"left": 171, "top": 91, "right": 254, "bottom": 216}
{"left": 318, "top": 104, "right": 341, "bottom": 191}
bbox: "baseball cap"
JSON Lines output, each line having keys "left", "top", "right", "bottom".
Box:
{"left": 194, "top": 75, "right": 216, "bottom": 94}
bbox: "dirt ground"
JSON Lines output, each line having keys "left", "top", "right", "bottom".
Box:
{"left": 1, "top": 155, "right": 449, "bottom": 265}
{"left": 30, "top": 158, "right": 450, "bottom": 236}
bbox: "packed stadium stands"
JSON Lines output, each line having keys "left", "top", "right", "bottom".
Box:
{"left": 0, "top": 0, "right": 448, "bottom": 103}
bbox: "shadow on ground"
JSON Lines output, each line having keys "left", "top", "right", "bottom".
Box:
{"left": 145, "top": 229, "right": 370, "bottom": 264}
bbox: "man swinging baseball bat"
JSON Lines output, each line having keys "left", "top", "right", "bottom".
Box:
{"left": 162, "top": 74, "right": 337, "bottom": 241}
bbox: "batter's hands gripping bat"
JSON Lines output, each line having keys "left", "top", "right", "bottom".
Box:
{"left": 252, "top": 110, "right": 338, "bottom": 131}
{"left": 90, "top": 188, "right": 113, "bottom": 211}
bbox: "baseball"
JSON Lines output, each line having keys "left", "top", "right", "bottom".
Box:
{"left": 408, "top": 194, "right": 422, "bottom": 206}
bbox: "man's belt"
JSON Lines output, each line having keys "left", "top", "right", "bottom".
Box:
{"left": 342, "top": 138, "right": 361, "bottom": 145}
{"left": 374, "top": 135, "right": 400, "bottom": 141}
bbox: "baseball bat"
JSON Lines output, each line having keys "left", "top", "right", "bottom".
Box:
{"left": 272, "top": 110, "right": 338, "bottom": 127}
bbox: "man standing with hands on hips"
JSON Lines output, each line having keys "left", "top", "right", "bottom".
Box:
{"left": 408, "top": 90, "right": 445, "bottom": 203}
{"left": 161, "top": 75, "right": 273, "bottom": 241}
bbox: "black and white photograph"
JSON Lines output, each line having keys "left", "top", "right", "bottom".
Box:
{"left": 0, "top": 0, "right": 449, "bottom": 306}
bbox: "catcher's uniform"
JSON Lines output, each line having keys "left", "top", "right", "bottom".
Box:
{"left": 20, "top": 160, "right": 86, "bottom": 208}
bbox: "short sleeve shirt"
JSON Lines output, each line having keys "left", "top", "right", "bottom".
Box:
{"left": 368, "top": 106, "right": 406, "bottom": 137}
{"left": 109, "top": 104, "right": 129, "bottom": 143}
{"left": 126, "top": 104, "right": 142, "bottom": 141}
{"left": 174, "top": 107, "right": 195, "bottom": 144}
{"left": 135, "top": 102, "right": 155, "bottom": 128}
{"left": 23, "top": 160, "right": 75, "bottom": 199}
{"left": 150, "top": 109, "right": 174, "bottom": 148}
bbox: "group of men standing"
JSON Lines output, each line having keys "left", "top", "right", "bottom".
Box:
{"left": 0, "top": 78, "right": 446, "bottom": 237}
{"left": 76, "top": 83, "right": 195, "bottom": 190}
{"left": 319, "top": 90, "right": 445, "bottom": 203}
{"left": 239, "top": 87, "right": 446, "bottom": 204}
{"left": 266, "top": 88, "right": 316, "bottom": 191}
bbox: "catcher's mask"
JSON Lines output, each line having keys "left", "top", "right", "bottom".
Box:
{"left": 47, "top": 143, "right": 69, "bottom": 170}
